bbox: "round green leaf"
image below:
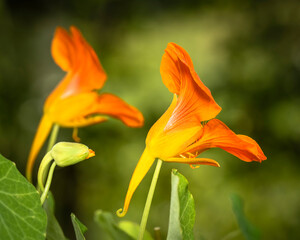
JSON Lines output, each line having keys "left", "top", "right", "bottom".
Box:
{"left": 0, "top": 154, "right": 47, "bottom": 240}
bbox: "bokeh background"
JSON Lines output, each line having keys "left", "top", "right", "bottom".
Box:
{"left": 1, "top": 0, "right": 299, "bottom": 239}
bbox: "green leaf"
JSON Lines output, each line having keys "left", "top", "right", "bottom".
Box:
{"left": 118, "top": 221, "right": 153, "bottom": 240}
{"left": 71, "top": 213, "right": 87, "bottom": 240}
{"left": 94, "top": 210, "right": 134, "bottom": 240}
{"left": 0, "top": 154, "right": 47, "bottom": 240}
{"left": 43, "top": 192, "right": 67, "bottom": 240}
{"left": 231, "top": 194, "right": 261, "bottom": 240}
{"left": 167, "top": 169, "right": 195, "bottom": 240}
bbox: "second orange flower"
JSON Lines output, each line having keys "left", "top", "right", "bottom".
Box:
{"left": 26, "top": 26, "right": 144, "bottom": 180}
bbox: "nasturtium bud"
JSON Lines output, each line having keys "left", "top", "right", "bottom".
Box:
{"left": 51, "top": 142, "right": 95, "bottom": 167}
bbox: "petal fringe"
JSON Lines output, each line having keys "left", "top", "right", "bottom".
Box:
{"left": 60, "top": 116, "right": 108, "bottom": 128}
{"left": 94, "top": 93, "right": 144, "bottom": 127}
{"left": 186, "top": 119, "right": 267, "bottom": 162}
{"left": 165, "top": 157, "right": 220, "bottom": 167}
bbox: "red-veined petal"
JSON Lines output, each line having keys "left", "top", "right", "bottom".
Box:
{"left": 160, "top": 43, "right": 194, "bottom": 94}
{"left": 186, "top": 119, "right": 267, "bottom": 162}
{"left": 165, "top": 60, "right": 221, "bottom": 132}
{"left": 161, "top": 43, "right": 221, "bottom": 131}
{"left": 146, "top": 94, "right": 202, "bottom": 159}
{"left": 146, "top": 94, "right": 178, "bottom": 145}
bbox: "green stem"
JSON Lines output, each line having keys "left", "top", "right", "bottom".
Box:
{"left": 40, "top": 124, "right": 59, "bottom": 186}
{"left": 40, "top": 162, "right": 56, "bottom": 205}
{"left": 138, "top": 159, "right": 163, "bottom": 240}
{"left": 37, "top": 152, "right": 53, "bottom": 192}
{"left": 47, "top": 124, "right": 60, "bottom": 152}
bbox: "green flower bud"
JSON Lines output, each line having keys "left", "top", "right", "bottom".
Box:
{"left": 51, "top": 142, "right": 95, "bottom": 167}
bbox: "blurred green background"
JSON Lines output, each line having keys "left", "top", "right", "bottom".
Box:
{"left": 0, "top": 0, "right": 299, "bottom": 239}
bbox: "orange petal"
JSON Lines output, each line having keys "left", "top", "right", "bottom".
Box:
{"left": 61, "top": 116, "right": 108, "bottom": 128}
{"left": 146, "top": 94, "right": 202, "bottom": 159}
{"left": 46, "top": 92, "right": 101, "bottom": 125}
{"left": 161, "top": 43, "right": 221, "bottom": 106}
{"left": 46, "top": 26, "right": 107, "bottom": 108}
{"left": 165, "top": 157, "right": 220, "bottom": 167}
{"left": 87, "top": 149, "right": 95, "bottom": 159}
{"left": 70, "top": 26, "right": 107, "bottom": 91}
{"left": 117, "top": 148, "right": 156, "bottom": 217}
{"left": 186, "top": 119, "right": 267, "bottom": 162}
{"left": 146, "top": 94, "right": 178, "bottom": 144}
{"left": 26, "top": 115, "right": 53, "bottom": 181}
{"left": 47, "top": 91, "right": 142, "bottom": 128}
{"left": 160, "top": 43, "right": 194, "bottom": 94}
{"left": 149, "top": 125, "right": 203, "bottom": 161}
{"left": 51, "top": 27, "right": 75, "bottom": 72}
{"left": 161, "top": 43, "right": 221, "bottom": 130}
{"left": 93, "top": 93, "right": 144, "bottom": 127}
{"left": 164, "top": 60, "right": 220, "bottom": 132}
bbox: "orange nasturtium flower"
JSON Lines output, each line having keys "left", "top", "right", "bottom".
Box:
{"left": 26, "top": 26, "right": 144, "bottom": 180}
{"left": 117, "top": 43, "right": 266, "bottom": 217}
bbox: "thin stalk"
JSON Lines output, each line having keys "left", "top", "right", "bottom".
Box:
{"left": 37, "top": 152, "right": 53, "bottom": 192}
{"left": 47, "top": 124, "right": 60, "bottom": 152}
{"left": 40, "top": 162, "right": 56, "bottom": 205}
{"left": 41, "top": 124, "right": 59, "bottom": 186}
{"left": 138, "top": 159, "right": 163, "bottom": 240}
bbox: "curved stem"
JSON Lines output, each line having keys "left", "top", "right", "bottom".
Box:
{"left": 37, "top": 152, "right": 53, "bottom": 192}
{"left": 138, "top": 159, "right": 163, "bottom": 240}
{"left": 47, "top": 124, "right": 60, "bottom": 152}
{"left": 40, "top": 162, "right": 56, "bottom": 205}
{"left": 40, "top": 124, "right": 59, "bottom": 186}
